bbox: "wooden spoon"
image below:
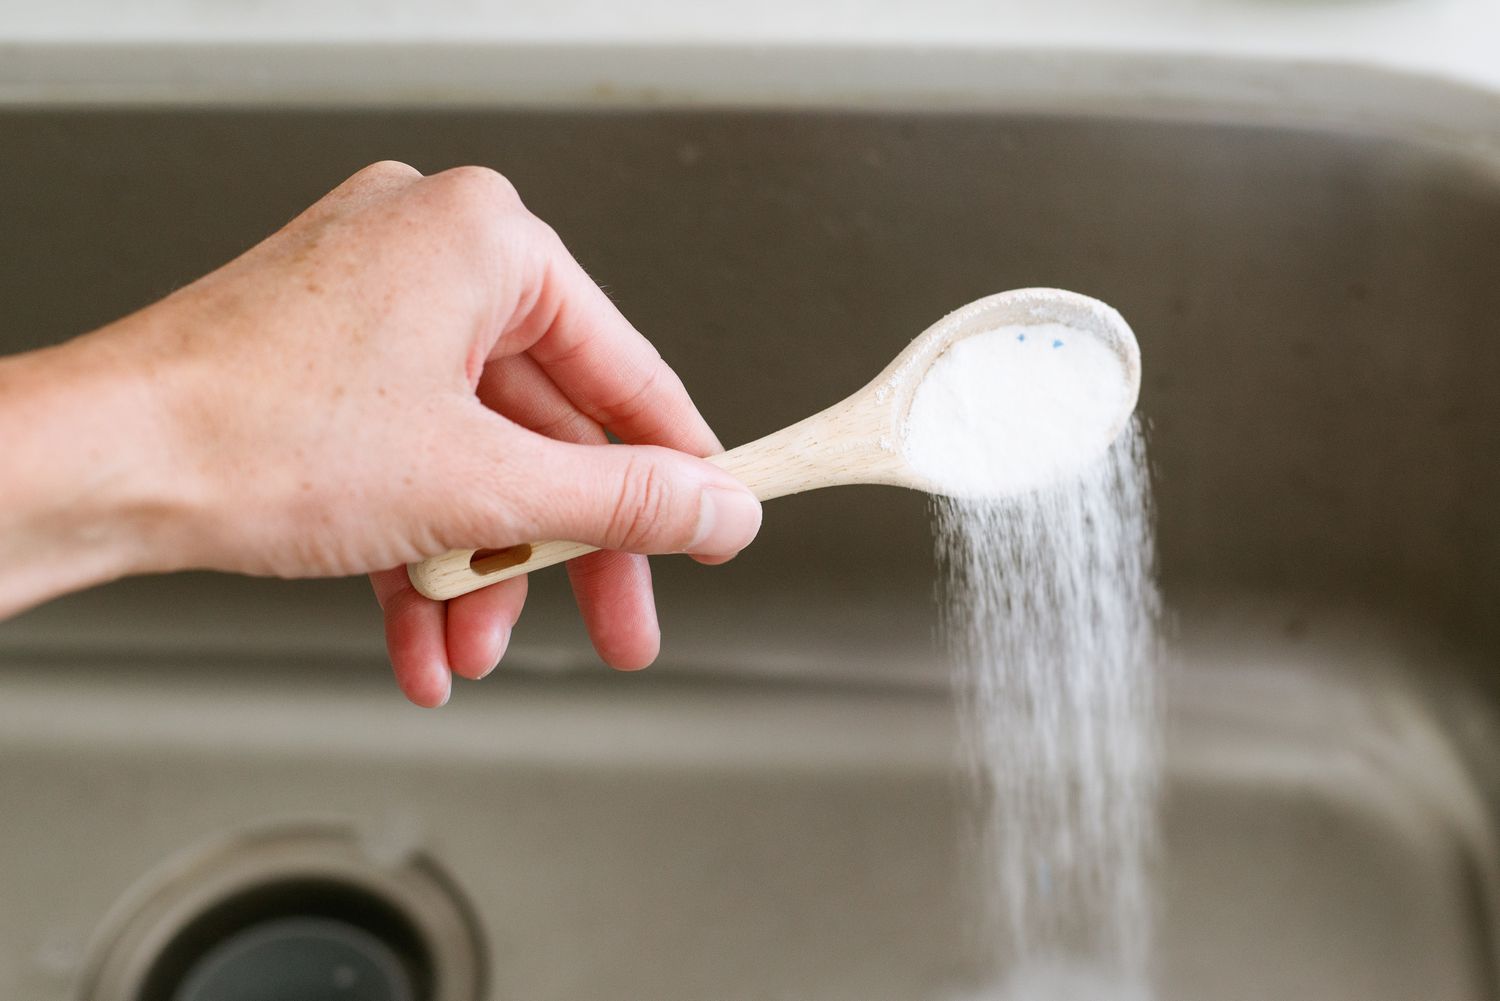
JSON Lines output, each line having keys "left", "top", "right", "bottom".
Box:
{"left": 408, "top": 287, "right": 1139, "bottom": 601}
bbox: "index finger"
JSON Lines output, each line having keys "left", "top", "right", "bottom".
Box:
{"left": 499, "top": 221, "right": 722, "bottom": 456}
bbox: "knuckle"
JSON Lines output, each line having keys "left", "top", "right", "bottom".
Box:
{"left": 435, "top": 165, "right": 524, "bottom": 212}
{"left": 358, "top": 159, "right": 422, "bottom": 184}
{"left": 607, "top": 456, "right": 678, "bottom": 553}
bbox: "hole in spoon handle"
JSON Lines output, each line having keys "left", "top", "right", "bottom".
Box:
{"left": 407, "top": 539, "right": 599, "bottom": 600}
{"left": 470, "top": 544, "right": 533, "bottom": 574}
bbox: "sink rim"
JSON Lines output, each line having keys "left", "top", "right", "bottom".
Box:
{"left": 0, "top": 45, "right": 1497, "bottom": 168}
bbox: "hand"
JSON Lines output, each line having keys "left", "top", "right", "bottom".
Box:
{"left": 0, "top": 162, "right": 761, "bottom": 706}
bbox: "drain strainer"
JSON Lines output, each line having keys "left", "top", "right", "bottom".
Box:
{"left": 80, "top": 824, "right": 485, "bottom": 1001}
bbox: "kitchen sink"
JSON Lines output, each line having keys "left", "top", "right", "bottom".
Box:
{"left": 2, "top": 64, "right": 1499, "bottom": 1000}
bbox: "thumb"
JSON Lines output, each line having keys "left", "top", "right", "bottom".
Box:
{"left": 513, "top": 435, "right": 762, "bottom": 558}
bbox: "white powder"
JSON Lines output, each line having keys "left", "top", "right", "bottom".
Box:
{"left": 913, "top": 323, "right": 1161, "bottom": 999}
{"left": 904, "top": 322, "right": 1132, "bottom": 498}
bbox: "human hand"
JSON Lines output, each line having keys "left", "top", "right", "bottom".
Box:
{"left": 0, "top": 162, "right": 761, "bottom": 706}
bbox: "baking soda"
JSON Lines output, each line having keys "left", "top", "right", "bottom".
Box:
{"left": 914, "top": 323, "right": 1160, "bottom": 999}
{"left": 905, "top": 322, "right": 1132, "bottom": 498}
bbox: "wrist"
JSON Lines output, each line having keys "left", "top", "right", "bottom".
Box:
{"left": 0, "top": 320, "right": 206, "bottom": 615}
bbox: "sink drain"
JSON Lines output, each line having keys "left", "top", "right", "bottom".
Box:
{"left": 167, "top": 915, "right": 416, "bottom": 1001}
{"left": 80, "top": 825, "right": 485, "bottom": 1001}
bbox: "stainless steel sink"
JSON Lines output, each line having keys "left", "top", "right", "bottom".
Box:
{"left": 2, "top": 65, "right": 1499, "bottom": 1000}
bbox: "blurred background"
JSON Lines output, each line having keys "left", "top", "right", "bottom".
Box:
{"left": 1, "top": 2, "right": 1499, "bottom": 1000}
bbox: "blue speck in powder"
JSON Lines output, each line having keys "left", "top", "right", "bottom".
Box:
{"left": 1017, "top": 333, "right": 1026, "bottom": 342}
{"left": 1052, "top": 339, "right": 1064, "bottom": 348}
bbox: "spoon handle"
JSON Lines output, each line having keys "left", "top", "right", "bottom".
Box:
{"left": 406, "top": 407, "right": 887, "bottom": 601}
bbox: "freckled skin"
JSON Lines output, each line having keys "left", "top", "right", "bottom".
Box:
{"left": 0, "top": 161, "right": 762, "bottom": 707}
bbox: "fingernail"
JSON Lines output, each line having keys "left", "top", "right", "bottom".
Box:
{"left": 477, "top": 625, "right": 510, "bottom": 680}
{"left": 689, "top": 486, "right": 762, "bottom": 556}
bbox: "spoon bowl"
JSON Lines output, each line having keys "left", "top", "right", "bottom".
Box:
{"left": 409, "top": 288, "right": 1140, "bottom": 600}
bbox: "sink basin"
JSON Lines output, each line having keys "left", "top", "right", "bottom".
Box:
{"left": 2, "top": 62, "right": 1499, "bottom": 1000}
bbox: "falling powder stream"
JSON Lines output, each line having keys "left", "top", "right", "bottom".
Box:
{"left": 934, "top": 422, "right": 1160, "bottom": 1000}
{"left": 904, "top": 317, "right": 1162, "bottom": 1000}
